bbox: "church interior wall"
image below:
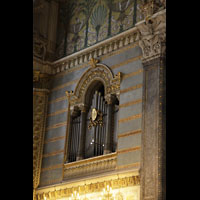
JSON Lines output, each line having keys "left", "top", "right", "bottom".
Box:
{"left": 39, "top": 43, "right": 144, "bottom": 188}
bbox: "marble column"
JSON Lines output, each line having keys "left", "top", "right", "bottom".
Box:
{"left": 136, "top": 8, "right": 166, "bottom": 200}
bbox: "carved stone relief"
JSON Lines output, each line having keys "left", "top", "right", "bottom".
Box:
{"left": 136, "top": 9, "right": 166, "bottom": 62}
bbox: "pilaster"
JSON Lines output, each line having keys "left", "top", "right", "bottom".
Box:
{"left": 33, "top": 71, "right": 50, "bottom": 198}
{"left": 136, "top": 6, "right": 166, "bottom": 200}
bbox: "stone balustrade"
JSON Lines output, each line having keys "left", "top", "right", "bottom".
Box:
{"left": 63, "top": 153, "right": 117, "bottom": 180}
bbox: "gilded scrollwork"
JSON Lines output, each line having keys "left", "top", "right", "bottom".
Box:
{"left": 33, "top": 90, "right": 48, "bottom": 192}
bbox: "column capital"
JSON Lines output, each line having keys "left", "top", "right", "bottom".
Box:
{"left": 136, "top": 9, "right": 166, "bottom": 63}
{"left": 105, "top": 94, "right": 116, "bottom": 105}
{"left": 79, "top": 104, "right": 89, "bottom": 113}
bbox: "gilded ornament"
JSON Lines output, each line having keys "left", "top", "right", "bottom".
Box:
{"left": 88, "top": 109, "right": 103, "bottom": 129}
{"left": 91, "top": 108, "right": 97, "bottom": 121}
{"left": 89, "top": 58, "right": 99, "bottom": 68}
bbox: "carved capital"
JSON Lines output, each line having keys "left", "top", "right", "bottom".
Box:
{"left": 105, "top": 94, "right": 116, "bottom": 105}
{"left": 79, "top": 104, "right": 89, "bottom": 113}
{"left": 33, "top": 90, "right": 48, "bottom": 189}
{"left": 136, "top": 10, "right": 166, "bottom": 62}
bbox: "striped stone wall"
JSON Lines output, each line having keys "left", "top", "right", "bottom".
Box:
{"left": 39, "top": 43, "right": 143, "bottom": 187}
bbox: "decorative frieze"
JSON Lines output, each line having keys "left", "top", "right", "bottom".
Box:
{"left": 36, "top": 173, "right": 140, "bottom": 200}
{"left": 52, "top": 28, "right": 140, "bottom": 74}
{"left": 33, "top": 89, "right": 49, "bottom": 191}
{"left": 63, "top": 153, "right": 117, "bottom": 180}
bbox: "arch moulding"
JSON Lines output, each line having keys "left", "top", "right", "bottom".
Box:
{"left": 66, "top": 58, "right": 122, "bottom": 111}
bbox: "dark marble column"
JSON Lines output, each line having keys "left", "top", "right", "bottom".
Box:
{"left": 136, "top": 8, "right": 166, "bottom": 200}
{"left": 140, "top": 56, "right": 166, "bottom": 200}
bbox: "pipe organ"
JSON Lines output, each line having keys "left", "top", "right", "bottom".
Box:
{"left": 67, "top": 87, "right": 118, "bottom": 162}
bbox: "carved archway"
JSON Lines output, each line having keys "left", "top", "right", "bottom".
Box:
{"left": 66, "top": 58, "right": 122, "bottom": 109}
{"left": 64, "top": 58, "right": 122, "bottom": 162}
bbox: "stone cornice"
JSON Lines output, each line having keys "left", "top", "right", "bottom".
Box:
{"left": 52, "top": 27, "right": 140, "bottom": 74}
{"left": 33, "top": 9, "right": 165, "bottom": 75}
{"left": 33, "top": 57, "right": 54, "bottom": 75}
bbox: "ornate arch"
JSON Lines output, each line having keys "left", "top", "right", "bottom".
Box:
{"left": 66, "top": 58, "right": 122, "bottom": 109}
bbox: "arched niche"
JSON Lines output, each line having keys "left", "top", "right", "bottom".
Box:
{"left": 65, "top": 59, "right": 122, "bottom": 162}
{"left": 66, "top": 59, "right": 122, "bottom": 109}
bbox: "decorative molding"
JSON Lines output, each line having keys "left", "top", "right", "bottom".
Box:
{"left": 43, "top": 150, "right": 64, "bottom": 158}
{"left": 119, "top": 99, "right": 142, "bottom": 109}
{"left": 36, "top": 175, "right": 140, "bottom": 199}
{"left": 118, "top": 146, "right": 141, "bottom": 154}
{"left": 64, "top": 153, "right": 117, "bottom": 180}
{"left": 33, "top": 57, "right": 54, "bottom": 75}
{"left": 118, "top": 130, "right": 142, "bottom": 138}
{"left": 66, "top": 61, "right": 122, "bottom": 108}
{"left": 118, "top": 114, "right": 142, "bottom": 124}
{"left": 120, "top": 84, "right": 143, "bottom": 94}
{"left": 53, "top": 42, "right": 139, "bottom": 79}
{"left": 52, "top": 27, "right": 140, "bottom": 74}
{"left": 50, "top": 54, "right": 141, "bottom": 95}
